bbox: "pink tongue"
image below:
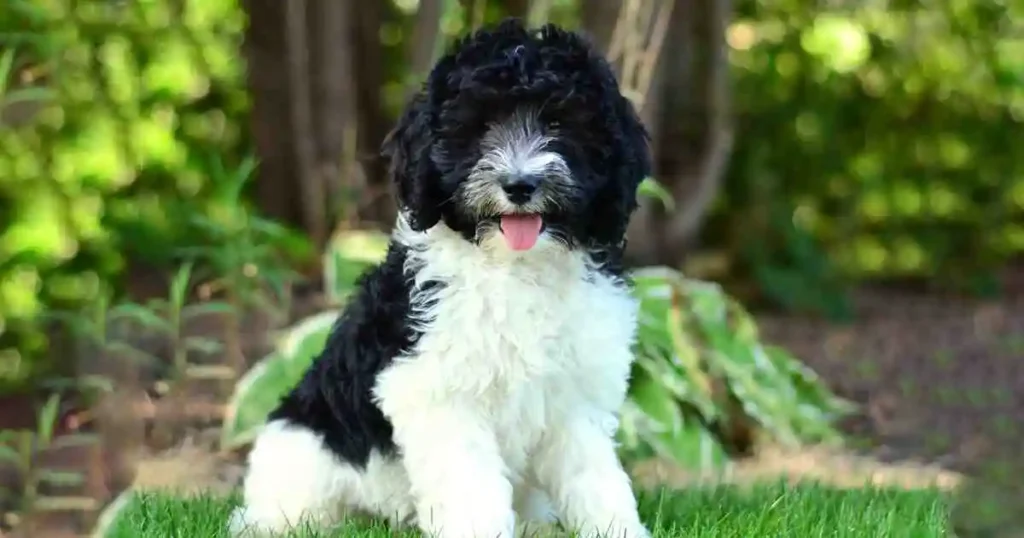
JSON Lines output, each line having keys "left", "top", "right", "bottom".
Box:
{"left": 499, "top": 214, "right": 543, "bottom": 251}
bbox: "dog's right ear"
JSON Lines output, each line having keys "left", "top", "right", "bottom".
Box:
{"left": 381, "top": 92, "right": 444, "bottom": 232}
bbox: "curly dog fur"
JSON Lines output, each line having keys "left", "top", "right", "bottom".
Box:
{"left": 229, "top": 18, "right": 652, "bottom": 538}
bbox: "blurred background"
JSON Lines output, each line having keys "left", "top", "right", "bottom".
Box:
{"left": 0, "top": 0, "right": 1021, "bottom": 535}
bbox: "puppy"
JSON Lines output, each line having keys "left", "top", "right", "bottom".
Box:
{"left": 229, "top": 18, "right": 652, "bottom": 538}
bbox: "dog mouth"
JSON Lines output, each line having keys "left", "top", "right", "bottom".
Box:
{"left": 497, "top": 213, "right": 544, "bottom": 251}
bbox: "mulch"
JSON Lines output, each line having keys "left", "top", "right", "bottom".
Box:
{"left": 757, "top": 265, "right": 1024, "bottom": 475}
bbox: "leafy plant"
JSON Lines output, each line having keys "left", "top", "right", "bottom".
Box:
{"left": 220, "top": 310, "right": 338, "bottom": 450}
{"left": 90, "top": 487, "right": 136, "bottom": 538}
{"left": 0, "top": 0, "right": 253, "bottom": 393}
{"left": 621, "top": 267, "right": 854, "bottom": 471}
{"left": 322, "top": 229, "right": 391, "bottom": 306}
{"left": 177, "top": 155, "right": 311, "bottom": 375}
{"left": 113, "top": 263, "right": 235, "bottom": 386}
{"left": 222, "top": 230, "right": 855, "bottom": 471}
{"left": 0, "top": 393, "right": 103, "bottom": 537}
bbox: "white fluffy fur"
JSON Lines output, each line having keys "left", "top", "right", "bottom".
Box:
{"left": 230, "top": 216, "right": 648, "bottom": 538}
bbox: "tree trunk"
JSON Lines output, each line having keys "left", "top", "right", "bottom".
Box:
{"left": 243, "top": 0, "right": 302, "bottom": 229}
{"left": 500, "top": 0, "right": 530, "bottom": 19}
{"left": 407, "top": 0, "right": 445, "bottom": 100}
{"left": 580, "top": 0, "right": 621, "bottom": 47}
{"left": 309, "top": 0, "right": 359, "bottom": 229}
{"left": 243, "top": 0, "right": 373, "bottom": 244}
{"left": 589, "top": 0, "right": 733, "bottom": 267}
{"left": 351, "top": 1, "right": 396, "bottom": 228}
{"left": 652, "top": 0, "right": 733, "bottom": 263}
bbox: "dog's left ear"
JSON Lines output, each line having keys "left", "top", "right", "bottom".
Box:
{"left": 381, "top": 92, "right": 445, "bottom": 232}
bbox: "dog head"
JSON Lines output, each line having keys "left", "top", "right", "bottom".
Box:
{"left": 383, "top": 18, "right": 650, "bottom": 257}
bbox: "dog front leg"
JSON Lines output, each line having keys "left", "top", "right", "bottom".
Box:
{"left": 533, "top": 413, "right": 649, "bottom": 538}
{"left": 393, "top": 405, "right": 516, "bottom": 538}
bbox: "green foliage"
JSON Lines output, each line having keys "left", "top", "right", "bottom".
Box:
{"left": 221, "top": 310, "right": 338, "bottom": 450}
{"left": 4, "top": 0, "right": 1020, "bottom": 388}
{"left": 622, "top": 267, "right": 853, "bottom": 470}
{"left": 222, "top": 230, "right": 853, "bottom": 469}
{"left": 0, "top": 393, "right": 103, "bottom": 524}
{"left": 710, "top": 0, "right": 1024, "bottom": 306}
{"left": 0, "top": 0, "right": 257, "bottom": 389}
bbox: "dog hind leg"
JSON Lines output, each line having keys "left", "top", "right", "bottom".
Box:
{"left": 228, "top": 419, "right": 359, "bottom": 536}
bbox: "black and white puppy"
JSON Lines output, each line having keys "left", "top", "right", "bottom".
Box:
{"left": 229, "top": 18, "right": 652, "bottom": 538}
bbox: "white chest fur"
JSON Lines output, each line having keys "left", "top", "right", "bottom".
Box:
{"left": 373, "top": 222, "right": 638, "bottom": 477}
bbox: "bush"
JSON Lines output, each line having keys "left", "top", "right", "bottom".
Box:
{"left": 711, "top": 1, "right": 1024, "bottom": 306}
{"left": 0, "top": 0, "right": 278, "bottom": 391}
{"left": 222, "top": 229, "right": 854, "bottom": 471}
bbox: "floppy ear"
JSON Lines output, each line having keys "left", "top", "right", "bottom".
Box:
{"left": 381, "top": 92, "right": 444, "bottom": 232}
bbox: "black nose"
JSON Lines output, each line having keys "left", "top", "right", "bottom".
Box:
{"left": 502, "top": 175, "right": 540, "bottom": 205}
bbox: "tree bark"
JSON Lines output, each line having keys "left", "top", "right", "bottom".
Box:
{"left": 351, "top": 1, "right": 396, "bottom": 228}
{"left": 283, "top": 0, "right": 328, "bottom": 248}
{"left": 244, "top": 0, "right": 375, "bottom": 241}
{"left": 596, "top": 0, "right": 733, "bottom": 267}
{"left": 407, "top": 0, "right": 445, "bottom": 100}
{"left": 500, "top": 0, "right": 530, "bottom": 19}
{"left": 309, "top": 0, "right": 358, "bottom": 229}
{"left": 655, "top": 0, "right": 733, "bottom": 259}
{"left": 243, "top": 0, "right": 302, "bottom": 229}
{"left": 580, "top": 0, "right": 621, "bottom": 47}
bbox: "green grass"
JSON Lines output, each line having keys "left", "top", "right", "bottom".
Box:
{"left": 106, "top": 482, "right": 949, "bottom": 537}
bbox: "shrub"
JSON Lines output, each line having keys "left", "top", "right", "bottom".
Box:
{"left": 0, "top": 0, "right": 254, "bottom": 391}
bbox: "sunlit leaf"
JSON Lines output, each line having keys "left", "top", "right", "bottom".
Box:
{"left": 636, "top": 177, "right": 675, "bottom": 210}
{"left": 221, "top": 310, "right": 339, "bottom": 450}
{"left": 109, "top": 303, "right": 171, "bottom": 334}
{"left": 36, "top": 393, "right": 61, "bottom": 446}
{"left": 37, "top": 469, "right": 87, "bottom": 487}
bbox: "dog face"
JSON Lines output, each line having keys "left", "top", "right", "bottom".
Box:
{"left": 383, "top": 19, "right": 650, "bottom": 255}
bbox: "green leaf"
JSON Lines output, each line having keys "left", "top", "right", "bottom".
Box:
{"left": 0, "top": 443, "right": 24, "bottom": 466}
{"left": 109, "top": 303, "right": 172, "bottom": 334}
{"left": 636, "top": 177, "right": 676, "bottom": 211}
{"left": 221, "top": 310, "right": 340, "bottom": 450}
{"left": 36, "top": 393, "right": 61, "bottom": 446}
{"left": 626, "top": 266, "right": 851, "bottom": 469}
{"left": 36, "top": 469, "right": 87, "bottom": 487}
{"left": 92, "top": 488, "right": 136, "bottom": 537}
{"left": 77, "top": 375, "right": 114, "bottom": 393}
{"left": 0, "top": 49, "right": 14, "bottom": 95}
{"left": 105, "top": 341, "right": 162, "bottom": 365}
{"left": 48, "top": 433, "right": 101, "bottom": 450}
{"left": 323, "top": 230, "right": 389, "bottom": 304}
{"left": 185, "top": 364, "right": 237, "bottom": 380}
{"left": 220, "top": 354, "right": 290, "bottom": 450}
{"left": 627, "top": 369, "right": 682, "bottom": 431}
{"left": 181, "top": 301, "right": 235, "bottom": 319}
{"left": 169, "top": 262, "right": 194, "bottom": 313}
{"left": 183, "top": 336, "right": 225, "bottom": 356}
{"left": 5, "top": 86, "right": 55, "bottom": 105}
{"left": 30, "top": 496, "right": 99, "bottom": 512}
{"left": 660, "top": 416, "right": 730, "bottom": 472}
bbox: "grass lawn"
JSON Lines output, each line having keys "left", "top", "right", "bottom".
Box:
{"left": 106, "top": 482, "right": 949, "bottom": 537}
